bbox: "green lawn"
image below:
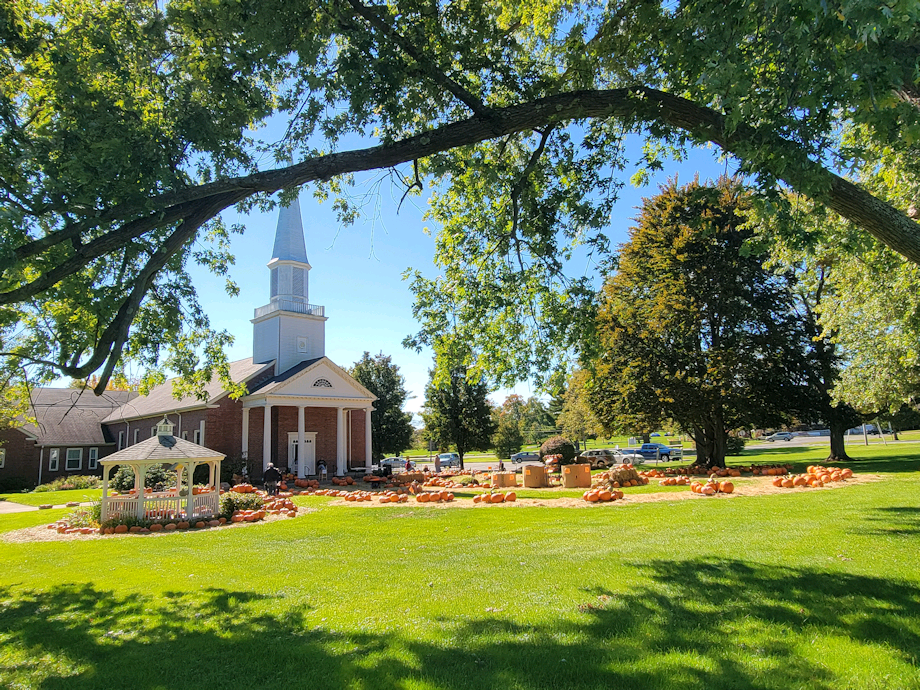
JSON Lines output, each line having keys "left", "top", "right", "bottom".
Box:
{"left": 1, "top": 447, "right": 919, "bottom": 689}
{"left": 0, "top": 488, "right": 102, "bottom": 507}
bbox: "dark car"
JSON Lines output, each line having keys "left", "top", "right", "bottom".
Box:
{"left": 510, "top": 451, "right": 541, "bottom": 464}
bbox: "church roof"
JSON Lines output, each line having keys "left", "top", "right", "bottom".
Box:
{"left": 103, "top": 358, "right": 274, "bottom": 423}
{"left": 100, "top": 433, "right": 224, "bottom": 463}
{"left": 271, "top": 197, "right": 309, "bottom": 264}
{"left": 247, "top": 357, "right": 325, "bottom": 394}
{"left": 20, "top": 388, "right": 136, "bottom": 446}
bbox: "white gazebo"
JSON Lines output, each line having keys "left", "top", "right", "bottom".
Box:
{"left": 100, "top": 418, "right": 225, "bottom": 523}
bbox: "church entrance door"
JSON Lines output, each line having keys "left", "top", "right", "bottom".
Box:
{"left": 287, "top": 432, "right": 317, "bottom": 478}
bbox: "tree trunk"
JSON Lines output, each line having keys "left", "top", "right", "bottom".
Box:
{"left": 642, "top": 432, "right": 651, "bottom": 443}
{"left": 828, "top": 420, "right": 853, "bottom": 462}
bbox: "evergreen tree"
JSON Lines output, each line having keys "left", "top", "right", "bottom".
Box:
{"left": 422, "top": 367, "right": 496, "bottom": 469}
{"left": 589, "top": 178, "right": 811, "bottom": 467}
{"left": 350, "top": 352, "right": 414, "bottom": 461}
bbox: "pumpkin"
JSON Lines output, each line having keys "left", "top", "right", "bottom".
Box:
{"left": 164, "top": 523, "right": 177, "bottom": 531}
{"left": 700, "top": 485, "right": 716, "bottom": 495}
{"left": 599, "top": 490, "right": 612, "bottom": 501}
{"left": 781, "top": 478, "right": 795, "bottom": 488}
{"left": 771, "top": 477, "right": 783, "bottom": 487}
{"left": 473, "top": 495, "right": 482, "bottom": 503}
{"left": 149, "top": 523, "right": 163, "bottom": 532}
{"left": 491, "top": 493, "right": 505, "bottom": 503}
{"left": 504, "top": 492, "right": 516, "bottom": 502}
{"left": 719, "top": 481, "right": 734, "bottom": 494}
{"left": 114, "top": 524, "right": 129, "bottom": 533}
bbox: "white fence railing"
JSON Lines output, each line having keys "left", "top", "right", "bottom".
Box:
{"left": 253, "top": 300, "right": 324, "bottom": 319}
{"left": 102, "top": 491, "right": 221, "bottom": 522}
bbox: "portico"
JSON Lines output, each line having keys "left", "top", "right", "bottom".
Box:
{"left": 240, "top": 357, "right": 376, "bottom": 478}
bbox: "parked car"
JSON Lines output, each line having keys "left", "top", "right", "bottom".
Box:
{"left": 437, "top": 453, "right": 461, "bottom": 467}
{"left": 611, "top": 449, "right": 646, "bottom": 465}
{"left": 510, "top": 451, "right": 541, "bottom": 464}
{"left": 765, "top": 432, "right": 794, "bottom": 442}
{"left": 578, "top": 449, "right": 619, "bottom": 469}
{"left": 635, "top": 443, "right": 683, "bottom": 461}
{"left": 380, "top": 456, "right": 415, "bottom": 470}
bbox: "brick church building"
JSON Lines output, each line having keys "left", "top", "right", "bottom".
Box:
{"left": 0, "top": 200, "right": 376, "bottom": 488}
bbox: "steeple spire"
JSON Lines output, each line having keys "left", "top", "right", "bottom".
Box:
{"left": 271, "top": 197, "right": 309, "bottom": 264}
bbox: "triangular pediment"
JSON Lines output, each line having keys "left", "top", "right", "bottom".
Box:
{"left": 246, "top": 357, "right": 376, "bottom": 401}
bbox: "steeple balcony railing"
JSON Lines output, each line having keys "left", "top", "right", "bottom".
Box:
{"left": 254, "top": 300, "right": 325, "bottom": 319}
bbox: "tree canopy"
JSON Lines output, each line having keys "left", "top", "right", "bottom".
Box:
{"left": 421, "top": 366, "right": 495, "bottom": 466}
{"left": 589, "top": 178, "right": 811, "bottom": 467}
{"left": 349, "top": 351, "right": 414, "bottom": 459}
{"left": 2, "top": 0, "right": 919, "bottom": 395}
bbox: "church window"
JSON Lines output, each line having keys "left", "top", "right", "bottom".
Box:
{"left": 270, "top": 267, "right": 279, "bottom": 298}
{"left": 313, "top": 378, "right": 333, "bottom": 388}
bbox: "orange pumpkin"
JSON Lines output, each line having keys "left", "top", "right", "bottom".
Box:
{"left": 504, "top": 492, "right": 516, "bottom": 502}
{"left": 719, "top": 481, "right": 734, "bottom": 494}
{"left": 491, "top": 493, "right": 505, "bottom": 503}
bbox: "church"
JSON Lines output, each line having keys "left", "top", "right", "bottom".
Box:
{"left": 0, "top": 201, "right": 377, "bottom": 488}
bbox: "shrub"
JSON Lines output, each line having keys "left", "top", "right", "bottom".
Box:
{"left": 110, "top": 464, "right": 175, "bottom": 492}
{"left": 0, "top": 476, "right": 32, "bottom": 493}
{"left": 221, "top": 455, "right": 259, "bottom": 484}
{"left": 726, "top": 436, "right": 746, "bottom": 456}
{"left": 34, "top": 475, "right": 101, "bottom": 492}
{"left": 219, "top": 492, "right": 264, "bottom": 520}
{"left": 65, "top": 503, "right": 101, "bottom": 528}
{"left": 539, "top": 436, "right": 577, "bottom": 464}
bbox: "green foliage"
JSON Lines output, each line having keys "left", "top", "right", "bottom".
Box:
{"left": 64, "top": 503, "right": 101, "bottom": 528}
{"left": 590, "top": 178, "right": 811, "bottom": 467}
{"left": 492, "top": 413, "right": 524, "bottom": 459}
{"left": 539, "top": 435, "right": 577, "bottom": 464}
{"left": 110, "top": 464, "right": 175, "bottom": 493}
{"left": 350, "top": 352, "right": 415, "bottom": 460}
{"left": 725, "top": 436, "right": 747, "bottom": 456}
{"left": 422, "top": 366, "right": 496, "bottom": 465}
{"left": 2, "top": 0, "right": 920, "bottom": 400}
{"left": 220, "top": 455, "right": 259, "bottom": 485}
{"left": 556, "top": 370, "right": 602, "bottom": 446}
{"left": 219, "top": 492, "right": 264, "bottom": 520}
{"left": 0, "top": 476, "right": 31, "bottom": 493}
{"left": 34, "top": 475, "right": 100, "bottom": 492}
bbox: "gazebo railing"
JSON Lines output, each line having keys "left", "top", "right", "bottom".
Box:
{"left": 193, "top": 492, "right": 220, "bottom": 518}
{"left": 101, "top": 491, "right": 220, "bottom": 522}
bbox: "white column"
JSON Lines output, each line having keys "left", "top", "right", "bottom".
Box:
{"left": 297, "top": 406, "right": 306, "bottom": 479}
{"left": 134, "top": 465, "right": 145, "bottom": 520}
{"left": 365, "top": 408, "right": 373, "bottom": 474}
{"left": 185, "top": 462, "right": 196, "bottom": 519}
{"left": 101, "top": 464, "right": 110, "bottom": 522}
{"left": 241, "top": 407, "right": 250, "bottom": 460}
{"left": 336, "top": 406, "right": 345, "bottom": 476}
{"left": 263, "top": 403, "right": 272, "bottom": 472}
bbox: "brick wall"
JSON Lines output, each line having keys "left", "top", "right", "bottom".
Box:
{"left": 0, "top": 428, "right": 40, "bottom": 487}
{"left": 241, "top": 405, "right": 368, "bottom": 475}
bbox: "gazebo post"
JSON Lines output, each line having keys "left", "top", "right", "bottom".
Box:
{"left": 185, "top": 461, "right": 196, "bottom": 520}
{"left": 101, "top": 465, "right": 111, "bottom": 522}
{"left": 134, "top": 464, "right": 145, "bottom": 520}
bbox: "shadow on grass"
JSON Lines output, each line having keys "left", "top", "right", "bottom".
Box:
{"left": 739, "top": 445, "right": 920, "bottom": 475}
{"left": 2, "top": 557, "right": 919, "bottom": 689}
{"left": 857, "top": 506, "right": 920, "bottom": 537}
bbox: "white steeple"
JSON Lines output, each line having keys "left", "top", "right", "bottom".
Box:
{"left": 271, "top": 197, "right": 310, "bottom": 264}
{"left": 252, "top": 198, "right": 327, "bottom": 374}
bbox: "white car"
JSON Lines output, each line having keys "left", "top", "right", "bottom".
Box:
{"left": 438, "top": 453, "right": 461, "bottom": 467}
{"left": 765, "top": 432, "right": 794, "bottom": 442}
{"left": 380, "top": 457, "right": 415, "bottom": 470}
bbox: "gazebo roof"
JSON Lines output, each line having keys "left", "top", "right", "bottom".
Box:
{"left": 100, "top": 434, "right": 225, "bottom": 464}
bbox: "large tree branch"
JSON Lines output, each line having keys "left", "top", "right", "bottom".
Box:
{"left": 5, "top": 87, "right": 920, "bottom": 308}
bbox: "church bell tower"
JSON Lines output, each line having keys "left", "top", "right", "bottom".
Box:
{"left": 252, "top": 198, "right": 327, "bottom": 374}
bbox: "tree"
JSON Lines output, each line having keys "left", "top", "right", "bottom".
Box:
{"left": 3, "top": 0, "right": 920, "bottom": 396}
{"left": 349, "top": 352, "right": 414, "bottom": 460}
{"left": 556, "top": 369, "right": 602, "bottom": 450}
{"left": 422, "top": 367, "right": 496, "bottom": 469}
{"left": 492, "top": 413, "right": 524, "bottom": 460}
{"left": 589, "top": 177, "right": 811, "bottom": 468}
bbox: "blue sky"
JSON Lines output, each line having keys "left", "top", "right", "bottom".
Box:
{"left": 187, "top": 138, "right": 730, "bottom": 418}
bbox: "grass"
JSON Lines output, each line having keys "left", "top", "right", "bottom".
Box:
{"left": 1, "top": 446, "right": 919, "bottom": 689}
{"left": 0, "top": 488, "right": 102, "bottom": 507}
